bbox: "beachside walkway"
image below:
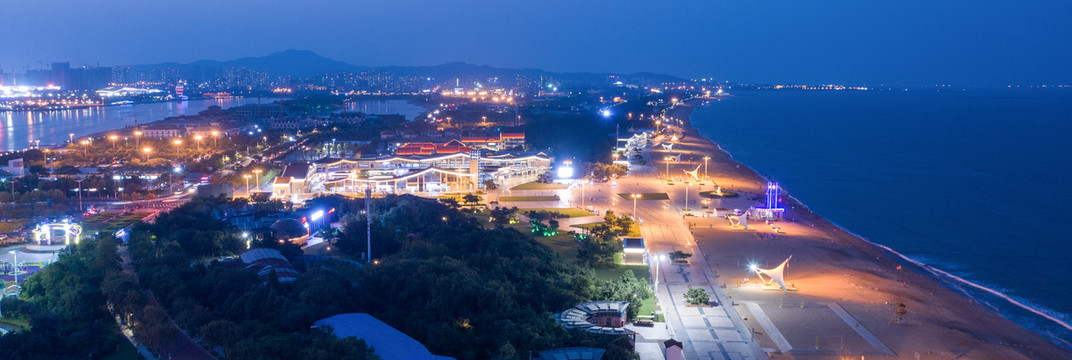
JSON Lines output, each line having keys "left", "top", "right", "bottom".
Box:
{"left": 497, "top": 133, "right": 767, "bottom": 360}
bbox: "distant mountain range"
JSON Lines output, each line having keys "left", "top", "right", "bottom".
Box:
{"left": 129, "top": 49, "right": 684, "bottom": 85}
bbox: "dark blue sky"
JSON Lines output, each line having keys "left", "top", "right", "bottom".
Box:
{"left": 2, "top": 0, "right": 1070, "bottom": 86}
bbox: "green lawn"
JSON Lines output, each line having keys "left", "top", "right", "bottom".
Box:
{"left": 534, "top": 232, "right": 580, "bottom": 260}
{"left": 594, "top": 262, "right": 651, "bottom": 282}
{"left": 510, "top": 181, "right": 569, "bottom": 191}
{"left": 617, "top": 192, "right": 670, "bottom": 200}
{"left": 83, "top": 212, "right": 153, "bottom": 235}
{"left": 499, "top": 195, "right": 559, "bottom": 202}
{"left": 518, "top": 208, "right": 596, "bottom": 218}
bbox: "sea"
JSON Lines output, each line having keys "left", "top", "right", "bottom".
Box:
{"left": 690, "top": 89, "right": 1072, "bottom": 348}
{"left": 0, "top": 98, "right": 426, "bottom": 152}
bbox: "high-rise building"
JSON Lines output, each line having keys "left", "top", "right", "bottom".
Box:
{"left": 51, "top": 62, "right": 70, "bottom": 88}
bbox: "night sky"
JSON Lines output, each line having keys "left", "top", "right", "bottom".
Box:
{"left": 2, "top": 0, "right": 1070, "bottom": 87}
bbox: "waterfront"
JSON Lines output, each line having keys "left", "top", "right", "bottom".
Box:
{"left": 0, "top": 98, "right": 268, "bottom": 151}
{"left": 0, "top": 98, "right": 426, "bottom": 152}
{"left": 690, "top": 89, "right": 1072, "bottom": 345}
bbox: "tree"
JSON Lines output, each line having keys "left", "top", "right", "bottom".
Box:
{"left": 490, "top": 206, "right": 519, "bottom": 227}
{"left": 482, "top": 179, "right": 497, "bottom": 190}
{"left": 685, "top": 287, "right": 709, "bottom": 305}
{"left": 462, "top": 193, "right": 481, "bottom": 206}
{"left": 668, "top": 250, "right": 692, "bottom": 262}
{"left": 439, "top": 198, "right": 460, "bottom": 210}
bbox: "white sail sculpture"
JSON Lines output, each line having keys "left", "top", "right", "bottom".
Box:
{"left": 752, "top": 256, "right": 793, "bottom": 291}
{"left": 683, "top": 165, "right": 701, "bottom": 181}
{"left": 661, "top": 143, "right": 674, "bottom": 151}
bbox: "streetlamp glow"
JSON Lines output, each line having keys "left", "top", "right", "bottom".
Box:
{"left": 142, "top": 147, "right": 152, "bottom": 162}
{"left": 109, "top": 134, "right": 118, "bottom": 149}
{"left": 194, "top": 134, "right": 204, "bottom": 150}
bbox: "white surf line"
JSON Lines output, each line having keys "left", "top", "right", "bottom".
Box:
{"left": 828, "top": 303, "right": 895, "bottom": 355}
{"left": 847, "top": 229, "right": 1072, "bottom": 333}
{"left": 744, "top": 302, "right": 792, "bottom": 353}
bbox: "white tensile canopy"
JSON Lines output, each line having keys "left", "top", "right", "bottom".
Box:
{"left": 755, "top": 255, "right": 793, "bottom": 291}
{"left": 683, "top": 165, "right": 701, "bottom": 180}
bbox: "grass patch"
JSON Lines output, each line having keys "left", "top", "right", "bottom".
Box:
{"left": 0, "top": 317, "right": 30, "bottom": 330}
{"left": 499, "top": 195, "right": 559, "bottom": 202}
{"left": 617, "top": 192, "right": 669, "bottom": 200}
{"left": 83, "top": 212, "right": 153, "bottom": 235}
{"left": 594, "top": 262, "right": 651, "bottom": 282}
{"left": 518, "top": 208, "right": 596, "bottom": 218}
{"left": 510, "top": 181, "right": 568, "bottom": 191}
{"left": 637, "top": 296, "right": 662, "bottom": 322}
{"left": 699, "top": 190, "right": 739, "bottom": 198}
{"left": 534, "top": 232, "right": 580, "bottom": 260}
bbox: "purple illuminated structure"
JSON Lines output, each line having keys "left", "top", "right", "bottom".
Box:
{"left": 754, "top": 181, "right": 785, "bottom": 220}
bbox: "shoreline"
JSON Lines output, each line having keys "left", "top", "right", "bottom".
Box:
{"left": 664, "top": 99, "right": 1070, "bottom": 358}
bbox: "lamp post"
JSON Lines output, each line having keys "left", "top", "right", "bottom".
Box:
{"left": 243, "top": 174, "right": 251, "bottom": 196}
{"left": 703, "top": 156, "right": 711, "bottom": 181}
{"left": 134, "top": 130, "right": 142, "bottom": 147}
{"left": 194, "top": 134, "right": 203, "bottom": 151}
{"left": 631, "top": 193, "right": 641, "bottom": 219}
{"left": 684, "top": 182, "right": 690, "bottom": 213}
{"left": 253, "top": 169, "right": 263, "bottom": 190}
{"left": 655, "top": 120, "right": 661, "bottom": 133}
{"left": 69, "top": 133, "right": 74, "bottom": 144}
{"left": 109, "top": 134, "right": 118, "bottom": 149}
{"left": 76, "top": 179, "right": 84, "bottom": 211}
{"left": 142, "top": 147, "right": 151, "bottom": 162}
{"left": 211, "top": 130, "right": 219, "bottom": 147}
{"left": 10, "top": 250, "right": 18, "bottom": 286}
{"left": 654, "top": 253, "right": 665, "bottom": 300}
{"left": 664, "top": 156, "right": 672, "bottom": 180}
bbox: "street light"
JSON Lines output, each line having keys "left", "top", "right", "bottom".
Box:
{"left": 75, "top": 179, "right": 84, "bottom": 211}
{"left": 253, "top": 169, "right": 263, "bottom": 189}
{"left": 194, "top": 134, "right": 204, "bottom": 151}
{"left": 69, "top": 133, "right": 74, "bottom": 144}
{"left": 703, "top": 156, "right": 711, "bottom": 180}
{"left": 133, "top": 130, "right": 142, "bottom": 147}
{"left": 142, "top": 147, "right": 152, "bottom": 162}
{"left": 109, "top": 134, "right": 118, "bottom": 149}
{"left": 211, "top": 130, "right": 219, "bottom": 147}
{"left": 9, "top": 250, "right": 18, "bottom": 286}
{"left": 654, "top": 253, "right": 666, "bottom": 300}
{"left": 243, "top": 174, "right": 251, "bottom": 196}
{"left": 664, "top": 156, "right": 672, "bottom": 180}
{"left": 631, "top": 193, "right": 641, "bottom": 219}
{"left": 684, "top": 182, "right": 691, "bottom": 213}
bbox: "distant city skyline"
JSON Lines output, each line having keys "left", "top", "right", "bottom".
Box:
{"left": 2, "top": 1, "right": 1071, "bottom": 87}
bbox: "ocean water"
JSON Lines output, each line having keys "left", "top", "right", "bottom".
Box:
{"left": 690, "top": 89, "right": 1072, "bottom": 347}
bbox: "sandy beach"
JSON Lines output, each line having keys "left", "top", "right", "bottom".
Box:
{"left": 661, "top": 100, "right": 1070, "bottom": 359}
